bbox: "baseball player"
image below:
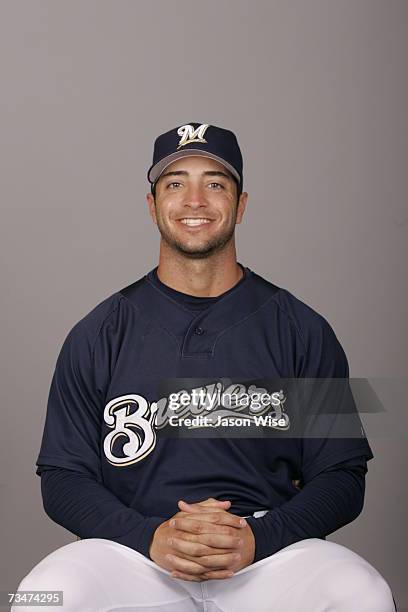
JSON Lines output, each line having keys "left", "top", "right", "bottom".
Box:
{"left": 13, "top": 123, "right": 397, "bottom": 611}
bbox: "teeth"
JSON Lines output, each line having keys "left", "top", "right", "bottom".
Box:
{"left": 180, "top": 218, "right": 211, "bottom": 226}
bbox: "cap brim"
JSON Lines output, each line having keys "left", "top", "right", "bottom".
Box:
{"left": 147, "top": 149, "right": 241, "bottom": 184}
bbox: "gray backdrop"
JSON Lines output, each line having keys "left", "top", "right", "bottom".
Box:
{"left": 1, "top": 0, "right": 407, "bottom": 609}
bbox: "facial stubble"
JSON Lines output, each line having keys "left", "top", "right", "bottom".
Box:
{"left": 153, "top": 199, "right": 239, "bottom": 260}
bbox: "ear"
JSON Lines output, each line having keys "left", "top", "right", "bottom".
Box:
{"left": 146, "top": 192, "right": 158, "bottom": 224}
{"left": 236, "top": 192, "right": 248, "bottom": 224}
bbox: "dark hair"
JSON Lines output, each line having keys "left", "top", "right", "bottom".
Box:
{"left": 150, "top": 175, "right": 243, "bottom": 202}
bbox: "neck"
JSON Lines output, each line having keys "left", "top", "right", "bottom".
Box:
{"left": 156, "top": 245, "right": 243, "bottom": 297}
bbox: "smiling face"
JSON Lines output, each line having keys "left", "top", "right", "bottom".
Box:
{"left": 146, "top": 156, "right": 248, "bottom": 259}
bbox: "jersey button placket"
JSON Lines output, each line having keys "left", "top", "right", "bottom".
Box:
{"left": 182, "top": 317, "right": 213, "bottom": 357}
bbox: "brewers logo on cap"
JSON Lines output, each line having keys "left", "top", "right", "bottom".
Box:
{"left": 177, "top": 124, "right": 209, "bottom": 149}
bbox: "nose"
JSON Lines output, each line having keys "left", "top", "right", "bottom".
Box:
{"left": 183, "top": 184, "right": 207, "bottom": 209}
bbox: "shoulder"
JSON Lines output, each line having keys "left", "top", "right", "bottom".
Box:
{"left": 277, "top": 289, "right": 338, "bottom": 349}
{"left": 66, "top": 291, "right": 122, "bottom": 344}
{"left": 251, "top": 270, "right": 337, "bottom": 345}
{"left": 60, "top": 275, "right": 148, "bottom": 354}
{"left": 251, "top": 270, "right": 347, "bottom": 376}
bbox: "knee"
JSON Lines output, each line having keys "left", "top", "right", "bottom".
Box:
{"left": 12, "top": 545, "right": 106, "bottom": 612}
{"left": 325, "top": 561, "right": 395, "bottom": 612}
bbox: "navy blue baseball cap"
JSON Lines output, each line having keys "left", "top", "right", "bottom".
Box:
{"left": 147, "top": 122, "right": 243, "bottom": 188}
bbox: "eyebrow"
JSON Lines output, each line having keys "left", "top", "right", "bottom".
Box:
{"left": 159, "top": 169, "right": 233, "bottom": 181}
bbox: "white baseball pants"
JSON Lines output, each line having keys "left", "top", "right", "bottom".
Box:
{"left": 13, "top": 534, "right": 395, "bottom": 611}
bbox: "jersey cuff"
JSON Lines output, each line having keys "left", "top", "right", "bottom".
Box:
{"left": 113, "top": 516, "right": 168, "bottom": 560}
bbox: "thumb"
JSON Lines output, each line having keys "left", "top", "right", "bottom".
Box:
{"left": 202, "top": 497, "right": 231, "bottom": 507}
{"left": 178, "top": 498, "right": 231, "bottom": 510}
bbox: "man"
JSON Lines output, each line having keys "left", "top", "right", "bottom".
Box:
{"left": 14, "top": 123, "right": 396, "bottom": 611}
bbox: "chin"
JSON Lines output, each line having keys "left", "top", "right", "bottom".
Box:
{"left": 173, "top": 243, "right": 219, "bottom": 259}
{"left": 159, "top": 224, "right": 235, "bottom": 258}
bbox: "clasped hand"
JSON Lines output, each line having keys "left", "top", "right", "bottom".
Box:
{"left": 149, "top": 497, "right": 255, "bottom": 582}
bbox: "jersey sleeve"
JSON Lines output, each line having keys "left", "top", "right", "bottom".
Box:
{"left": 36, "top": 321, "right": 104, "bottom": 480}
{"left": 35, "top": 318, "right": 166, "bottom": 559}
{"left": 296, "top": 316, "right": 374, "bottom": 484}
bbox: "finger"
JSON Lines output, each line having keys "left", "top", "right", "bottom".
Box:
{"left": 166, "top": 554, "right": 207, "bottom": 576}
{"left": 176, "top": 512, "right": 247, "bottom": 529}
{"left": 169, "top": 548, "right": 240, "bottom": 571}
{"left": 178, "top": 500, "right": 231, "bottom": 512}
{"left": 199, "top": 532, "right": 244, "bottom": 550}
{"left": 177, "top": 503, "right": 229, "bottom": 516}
{"left": 171, "top": 571, "right": 206, "bottom": 582}
{"left": 204, "top": 498, "right": 231, "bottom": 507}
{"left": 199, "top": 497, "right": 232, "bottom": 506}
{"left": 178, "top": 501, "right": 217, "bottom": 514}
{"left": 179, "top": 500, "right": 231, "bottom": 509}
{"left": 170, "top": 532, "right": 243, "bottom": 552}
{"left": 187, "top": 551, "right": 240, "bottom": 570}
{"left": 168, "top": 536, "right": 213, "bottom": 557}
{"left": 172, "top": 569, "right": 234, "bottom": 581}
{"left": 202, "top": 569, "right": 235, "bottom": 580}
{"left": 170, "top": 514, "right": 246, "bottom": 534}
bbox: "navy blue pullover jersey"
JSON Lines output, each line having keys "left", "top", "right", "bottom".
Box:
{"left": 36, "top": 264, "right": 373, "bottom": 562}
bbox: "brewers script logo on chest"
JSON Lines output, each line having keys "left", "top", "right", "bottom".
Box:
{"left": 103, "top": 380, "right": 289, "bottom": 467}
{"left": 177, "top": 123, "right": 210, "bottom": 149}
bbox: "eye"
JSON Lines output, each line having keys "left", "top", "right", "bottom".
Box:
{"left": 167, "top": 182, "right": 182, "bottom": 189}
{"left": 209, "top": 182, "right": 224, "bottom": 189}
